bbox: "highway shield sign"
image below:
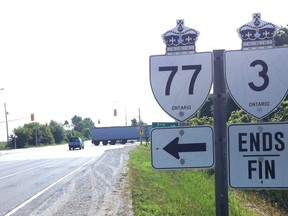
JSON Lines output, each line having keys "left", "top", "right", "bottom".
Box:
{"left": 225, "top": 47, "right": 288, "bottom": 119}
{"left": 150, "top": 53, "right": 213, "bottom": 122}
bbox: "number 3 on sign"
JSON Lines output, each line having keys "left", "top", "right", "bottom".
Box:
{"left": 248, "top": 60, "right": 269, "bottom": 92}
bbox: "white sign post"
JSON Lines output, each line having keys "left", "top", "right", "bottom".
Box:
{"left": 151, "top": 126, "right": 214, "bottom": 169}
{"left": 228, "top": 122, "right": 288, "bottom": 189}
{"left": 150, "top": 53, "right": 213, "bottom": 122}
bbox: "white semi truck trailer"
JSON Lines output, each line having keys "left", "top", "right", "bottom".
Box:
{"left": 91, "top": 125, "right": 152, "bottom": 145}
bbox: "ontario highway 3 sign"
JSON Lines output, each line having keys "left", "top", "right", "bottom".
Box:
{"left": 225, "top": 47, "right": 288, "bottom": 119}
{"left": 225, "top": 13, "right": 288, "bottom": 120}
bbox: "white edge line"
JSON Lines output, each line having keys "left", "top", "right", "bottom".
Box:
{"left": 5, "top": 156, "right": 97, "bottom": 216}
{"left": 0, "top": 159, "right": 62, "bottom": 180}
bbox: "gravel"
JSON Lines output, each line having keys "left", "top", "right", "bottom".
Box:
{"left": 25, "top": 145, "right": 136, "bottom": 216}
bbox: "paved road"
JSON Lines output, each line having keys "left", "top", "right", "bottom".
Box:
{"left": 0, "top": 142, "right": 133, "bottom": 215}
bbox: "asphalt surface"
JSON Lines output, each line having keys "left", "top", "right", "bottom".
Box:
{"left": 0, "top": 143, "right": 136, "bottom": 216}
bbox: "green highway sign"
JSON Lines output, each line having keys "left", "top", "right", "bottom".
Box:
{"left": 152, "top": 122, "right": 179, "bottom": 128}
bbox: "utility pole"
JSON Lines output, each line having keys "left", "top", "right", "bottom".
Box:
{"left": 35, "top": 127, "right": 38, "bottom": 147}
{"left": 14, "top": 135, "right": 17, "bottom": 149}
{"left": 125, "top": 107, "right": 127, "bottom": 126}
{"left": 138, "top": 107, "right": 142, "bottom": 144}
{"left": 4, "top": 103, "right": 9, "bottom": 147}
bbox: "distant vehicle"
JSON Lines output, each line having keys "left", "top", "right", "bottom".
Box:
{"left": 69, "top": 137, "right": 84, "bottom": 150}
{"left": 91, "top": 125, "right": 152, "bottom": 146}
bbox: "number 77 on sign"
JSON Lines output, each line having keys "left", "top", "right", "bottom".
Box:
{"left": 150, "top": 53, "right": 213, "bottom": 122}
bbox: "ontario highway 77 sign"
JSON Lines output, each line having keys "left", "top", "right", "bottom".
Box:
{"left": 150, "top": 53, "right": 213, "bottom": 122}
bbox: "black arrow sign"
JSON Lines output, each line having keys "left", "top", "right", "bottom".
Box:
{"left": 163, "top": 137, "right": 206, "bottom": 159}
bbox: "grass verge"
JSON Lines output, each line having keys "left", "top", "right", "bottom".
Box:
{"left": 128, "top": 145, "right": 286, "bottom": 216}
{"left": 0, "top": 142, "right": 7, "bottom": 150}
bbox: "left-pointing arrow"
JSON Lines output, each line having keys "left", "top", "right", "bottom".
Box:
{"left": 163, "top": 137, "right": 206, "bottom": 159}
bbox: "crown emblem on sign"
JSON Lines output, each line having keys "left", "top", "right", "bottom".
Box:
{"left": 237, "top": 13, "right": 278, "bottom": 50}
{"left": 162, "top": 19, "right": 199, "bottom": 55}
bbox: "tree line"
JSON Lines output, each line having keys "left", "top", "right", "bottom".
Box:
{"left": 6, "top": 115, "right": 95, "bottom": 149}
{"left": 6, "top": 115, "right": 146, "bottom": 149}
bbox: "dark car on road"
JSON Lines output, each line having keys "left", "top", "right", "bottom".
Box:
{"left": 69, "top": 137, "right": 84, "bottom": 150}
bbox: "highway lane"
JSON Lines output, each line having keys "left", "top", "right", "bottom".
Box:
{"left": 0, "top": 142, "right": 126, "bottom": 215}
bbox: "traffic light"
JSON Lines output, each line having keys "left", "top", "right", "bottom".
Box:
{"left": 31, "top": 113, "right": 34, "bottom": 121}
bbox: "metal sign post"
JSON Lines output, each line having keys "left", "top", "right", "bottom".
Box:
{"left": 213, "top": 50, "right": 228, "bottom": 216}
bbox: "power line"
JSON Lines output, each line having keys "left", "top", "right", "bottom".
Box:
{"left": 0, "top": 117, "right": 29, "bottom": 124}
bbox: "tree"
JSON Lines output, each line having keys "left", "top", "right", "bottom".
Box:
{"left": 131, "top": 118, "right": 137, "bottom": 126}
{"left": 130, "top": 118, "right": 145, "bottom": 126}
{"left": 12, "top": 122, "right": 54, "bottom": 148}
{"left": 188, "top": 115, "right": 213, "bottom": 126}
{"left": 227, "top": 109, "right": 257, "bottom": 125}
{"left": 82, "top": 128, "right": 91, "bottom": 139}
{"left": 83, "top": 118, "right": 95, "bottom": 130}
{"left": 71, "top": 115, "right": 83, "bottom": 129}
{"left": 49, "top": 120, "right": 66, "bottom": 144}
{"left": 198, "top": 98, "right": 213, "bottom": 117}
{"left": 12, "top": 125, "right": 33, "bottom": 148}
{"left": 268, "top": 100, "right": 288, "bottom": 122}
{"left": 275, "top": 25, "right": 288, "bottom": 46}
{"left": 226, "top": 97, "right": 240, "bottom": 119}
{"left": 71, "top": 115, "right": 95, "bottom": 139}
{"left": 36, "top": 124, "right": 55, "bottom": 145}
{"left": 63, "top": 120, "right": 71, "bottom": 130}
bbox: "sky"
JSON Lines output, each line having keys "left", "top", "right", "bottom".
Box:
{"left": 0, "top": 0, "right": 287, "bottom": 141}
